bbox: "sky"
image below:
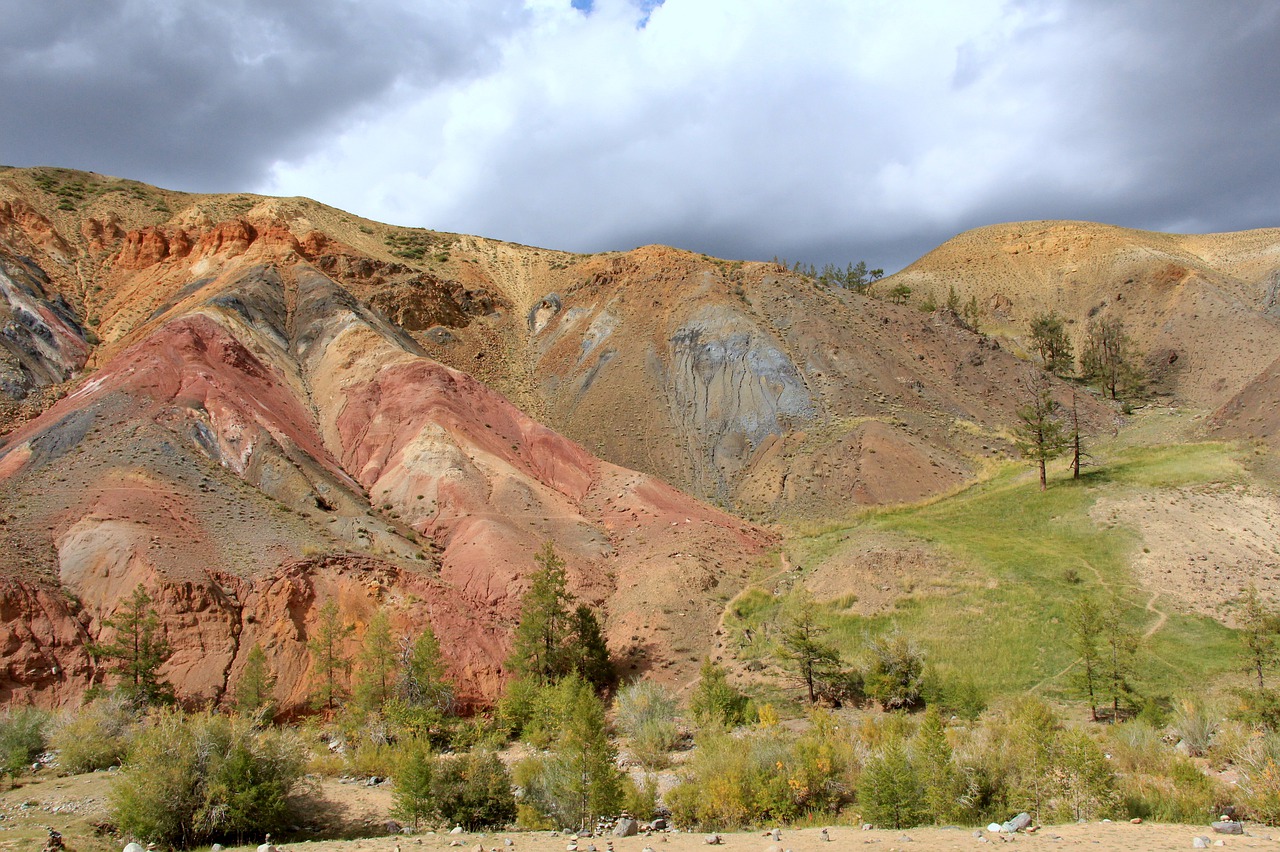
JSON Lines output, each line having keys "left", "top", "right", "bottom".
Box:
{"left": 2, "top": 0, "right": 1278, "bottom": 272}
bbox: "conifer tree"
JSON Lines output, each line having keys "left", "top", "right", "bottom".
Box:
{"left": 567, "top": 604, "right": 615, "bottom": 693}
{"left": 308, "top": 599, "right": 354, "bottom": 713}
{"left": 1067, "top": 594, "right": 1103, "bottom": 721}
{"left": 543, "top": 678, "right": 623, "bottom": 829}
{"left": 508, "top": 542, "right": 574, "bottom": 684}
{"left": 88, "top": 584, "right": 174, "bottom": 707}
{"left": 776, "top": 588, "right": 843, "bottom": 703}
{"left": 1101, "top": 595, "right": 1138, "bottom": 722}
{"left": 355, "top": 610, "right": 399, "bottom": 713}
{"left": 1240, "top": 585, "right": 1279, "bottom": 694}
{"left": 1080, "top": 316, "right": 1142, "bottom": 399}
{"left": 1029, "top": 311, "right": 1075, "bottom": 375}
{"left": 1013, "top": 369, "right": 1070, "bottom": 491}
{"left": 913, "top": 705, "right": 957, "bottom": 824}
{"left": 234, "top": 643, "right": 277, "bottom": 718}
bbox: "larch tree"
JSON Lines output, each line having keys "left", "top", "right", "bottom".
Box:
{"left": 355, "top": 610, "right": 399, "bottom": 713}
{"left": 234, "top": 643, "right": 277, "bottom": 718}
{"left": 1079, "top": 316, "right": 1142, "bottom": 399}
{"left": 88, "top": 584, "right": 174, "bottom": 707}
{"left": 308, "top": 599, "right": 354, "bottom": 713}
{"left": 1029, "top": 311, "right": 1075, "bottom": 376}
{"left": 1239, "top": 585, "right": 1279, "bottom": 694}
{"left": 1066, "top": 594, "right": 1103, "bottom": 721}
{"left": 1013, "top": 369, "right": 1070, "bottom": 491}
{"left": 776, "top": 587, "right": 843, "bottom": 703}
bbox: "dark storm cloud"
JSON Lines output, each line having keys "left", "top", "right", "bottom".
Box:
{"left": 0, "top": 0, "right": 525, "bottom": 192}
{"left": 6, "top": 1, "right": 1277, "bottom": 270}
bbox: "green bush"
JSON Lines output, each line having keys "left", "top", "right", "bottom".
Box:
{"left": 51, "top": 696, "right": 136, "bottom": 774}
{"left": 0, "top": 707, "right": 49, "bottom": 777}
{"left": 667, "top": 714, "right": 855, "bottom": 830}
{"left": 109, "top": 711, "right": 306, "bottom": 847}
{"left": 432, "top": 750, "right": 516, "bottom": 829}
{"left": 688, "top": 659, "right": 751, "bottom": 729}
{"left": 614, "top": 681, "right": 679, "bottom": 769}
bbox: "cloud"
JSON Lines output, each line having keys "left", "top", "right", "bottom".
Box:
{"left": 4, "top": 0, "right": 1277, "bottom": 271}
{"left": 0, "top": 0, "right": 527, "bottom": 192}
{"left": 261, "top": 0, "right": 1280, "bottom": 270}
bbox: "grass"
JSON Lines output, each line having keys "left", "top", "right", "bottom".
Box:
{"left": 764, "top": 441, "right": 1248, "bottom": 703}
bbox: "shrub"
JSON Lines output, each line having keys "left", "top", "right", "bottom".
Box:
{"left": 109, "top": 711, "right": 306, "bottom": 847}
{"left": 50, "top": 696, "right": 136, "bottom": 774}
{"left": 667, "top": 714, "right": 855, "bottom": 830}
{"left": 431, "top": 750, "right": 515, "bottom": 830}
{"left": 1236, "top": 732, "right": 1280, "bottom": 824}
{"left": 1170, "top": 697, "right": 1218, "bottom": 757}
{"left": 0, "top": 707, "right": 49, "bottom": 778}
{"left": 614, "top": 681, "right": 679, "bottom": 769}
{"left": 863, "top": 630, "right": 924, "bottom": 711}
{"left": 688, "top": 659, "right": 751, "bottom": 729}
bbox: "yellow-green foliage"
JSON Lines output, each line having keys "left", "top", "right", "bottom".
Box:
{"left": 109, "top": 710, "right": 305, "bottom": 847}
{"left": 51, "top": 697, "right": 137, "bottom": 774}
{"left": 667, "top": 710, "right": 856, "bottom": 830}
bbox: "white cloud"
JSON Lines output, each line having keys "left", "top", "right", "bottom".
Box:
{"left": 248, "top": 0, "right": 1280, "bottom": 269}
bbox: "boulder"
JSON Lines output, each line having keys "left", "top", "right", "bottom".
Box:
{"left": 613, "top": 819, "right": 638, "bottom": 837}
{"left": 1211, "top": 821, "right": 1244, "bottom": 835}
{"left": 1001, "top": 813, "right": 1032, "bottom": 833}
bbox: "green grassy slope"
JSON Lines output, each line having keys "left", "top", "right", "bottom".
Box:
{"left": 735, "top": 440, "right": 1251, "bottom": 707}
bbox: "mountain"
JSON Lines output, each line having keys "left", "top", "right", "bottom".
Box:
{"left": 1, "top": 166, "right": 1277, "bottom": 712}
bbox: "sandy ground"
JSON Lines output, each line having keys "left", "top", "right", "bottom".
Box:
{"left": 3, "top": 769, "right": 1278, "bottom": 852}
{"left": 213, "top": 822, "right": 1280, "bottom": 852}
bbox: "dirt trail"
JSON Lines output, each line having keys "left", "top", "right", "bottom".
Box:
{"left": 1030, "top": 558, "right": 1169, "bottom": 694}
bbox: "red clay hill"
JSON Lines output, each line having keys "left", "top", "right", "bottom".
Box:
{"left": 0, "top": 167, "right": 1276, "bottom": 712}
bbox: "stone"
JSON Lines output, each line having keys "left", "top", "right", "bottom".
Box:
{"left": 771, "top": 828, "right": 781, "bottom": 842}
{"left": 614, "top": 819, "right": 639, "bottom": 838}
{"left": 211, "top": 846, "right": 224, "bottom": 852}
{"left": 987, "top": 824, "right": 1002, "bottom": 833}
{"left": 451, "top": 826, "right": 465, "bottom": 835}
{"left": 704, "top": 835, "right": 722, "bottom": 845}
{"left": 125, "top": 845, "right": 145, "bottom": 852}
{"left": 1211, "top": 821, "right": 1244, "bottom": 835}
{"left": 820, "top": 828, "right": 830, "bottom": 842}
{"left": 1192, "top": 838, "right": 1210, "bottom": 849}
{"left": 650, "top": 819, "right": 667, "bottom": 831}
{"left": 505, "top": 840, "right": 515, "bottom": 847}
{"left": 1131, "top": 818, "right": 1143, "bottom": 824}
{"left": 1001, "top": 813, "right": 1032, "bottom": 834}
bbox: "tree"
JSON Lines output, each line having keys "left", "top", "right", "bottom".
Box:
{"left": 1239, "top": 585, "right": 1279, "bottom": 694}
{"left": 88, "top": 584, "right": 174, "bottom": 707}
{"left": 307, "top": 599, "right": 354, "bottom": 713}
{"left": 858, "top": 739, "right": 925, "bottom": 829}
{"left": 389, "top": 626, "right": 456, "bottom": 744}
{"left": 1100, "top": 595, "right": 1138, "bottom": 722}
{"left": 689, "top": 658, "right": 750, "bottom": 728}
{"left": 1013, "top": 369, "right": 1070, "bottom": 491}
{"left": 507, "top": 542, "right": 613, "bottom": 692}
{"left": 1068, "top": 388, "right": 1088, "bottom": 479}
{"left": 540, "top": 678, "right": 623, "bottom": 829}
{"left": 886, "top": 283, "right": 912, "bottom": 305}
{"left": 508, "top": 542, "right": 574, "bottom": 684}
{"left": 355, "top": 610, "right": 399, "bottom": 714}
{"left": 1066, "top": 594, "right": 1103, "bottom": 721}
{"left": 913, "top": 706, "right": 957, "bottom": 824}
{"left": 234, "top": 643, "right": 277, "bottom": 718}
{"left": 1079, "top": 316, "right": 1141, "bottom": 399}
{"left": 962, "top": 295, "right": 982, "bottom": 333}
{"left": 1029, "top": 311, "right": 1074, "bottom": 376}
{"left": 391, "top": 739, "right": 434, "bottom": 830}
{"left": 567, "top": 604, "right": 615, "bottom": 693}
{"left": 775, "top": 588, "right": 843, "bottom": 703}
